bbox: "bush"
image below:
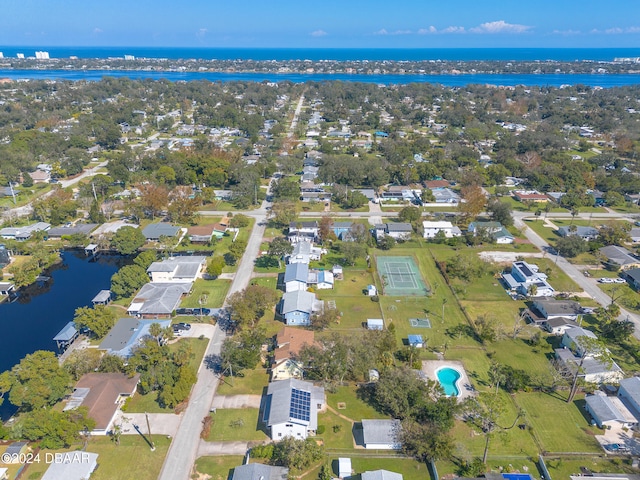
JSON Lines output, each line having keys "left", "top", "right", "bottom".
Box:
{"left": 250, "top": 443, "right": 274, "bottom": 459}
{"left": 370, "top": 295, "right": 380, "bottom": 303}
{"left": 316, "top": 425, "right": 326, "bottom": 435}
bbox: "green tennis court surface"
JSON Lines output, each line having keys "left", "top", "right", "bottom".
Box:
{"left": 409, "top": 318, "right": 431, "bottom": 328}
{"left": 376, "top": 256, "right": 429, "bottom": 296}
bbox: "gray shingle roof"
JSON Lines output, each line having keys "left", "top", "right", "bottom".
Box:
{"left": 599, "top": 245, "right": 639, "bottom": 266}
{"left": 130, "top": 282, "right": 192, "bottom": 315}
{"left": 284, "top": 263, "right": 309, "bottom": 284}
{"left": 100, "top": 318, "right": 172, "bottom": 357}
{"left": 620, "top": 376, "right": 640, "bottom": 400}
{"left": 585, "top": 394, "right": 627, "bottom": 424}
{"left": 361, "top": 419, "right": 401, "bottom": 446}
{"left": 281, "top": 290, "right": 316, "bottom": 315}
{"left": 232, "top": 464, "right": 289, "bottom": 480}
{"left": 142, "top": 223, "right": 180, "bottom": 240}
{"left": 362, "top": 471, "right": 404, "bottom": 480}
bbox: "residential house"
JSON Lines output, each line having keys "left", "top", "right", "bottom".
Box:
{"left": 288, "top": 221, "right": 318, "bottom": 243}
{"left": 47, "top": 223, "right": 98, "bottom": 238}
{"left": 127, "top": 283, "right": 192, "bottom": 318}
{"left": 555, "top": 326, "right": 624, "bottom": 384}
{"left": 64, "top": 372, "right": 140, "bottom": 434}
{"left": 373, "top": 223, "right": 413, "bottom": 241}
{"left": 307, "top": 269, "right": 334, "bottom": 289}
{"left": 100, "top": 318, "right": 172, "bottom": 357}
{"left": 431, "top": 188, "right": 460, "bottom": 204}
{"left": 558, "top": 226, "right": 599, "bottom": 240}
{"left": 630, "top": 228, "right": 640, "bottom": 243}
{"left": 501, "top": 260, "right": 555, "bottom": 297}
{"left": 623, "top": 268, "right": 640, "bottom": 290}
{"left": 468, "top": 221, "right": 514, "bottom": 244}
{"left": 360, "top": 419, "right": 401, "bottom": 450}
{"left": 362, "top": 471, "right": 403, "bottom": 480}
{"left": 41, "top": 452, "right": 99, "bottom": 480}
{"left": 188, "top": 225, "right": 217, "bottom": 243}
{"left": 142, "top": 223, "right": 181, "bottom": 241}
{"left": 585, "top": 392, "right": 638, "bottom": 429}
{"left": 272, "top": 327, "right": 315, "bottom": 381}
{"left": 0, "top": 222, "right": 51, "bottom": 241}
{"left": 424, "top": 179, "right": 451, "bottom": 190}
{"left": 0, "top": 282, "right": 15, "bottom": 296}
{"left": 91, "top": 290, "right": 112, "bottom": 306}
{"left": 280, "top": 290, "right": 320, "bottom": 326}
{"left": 263, "top": 378, "right": 325, "bottom": 440}
{"left": 422, "top": 221, "right": 462, "bottom": 239}
{"left": 618, "top": 377, "right": 640, "bottom": 416}
{"left": 146, "top": 256, "right": 206, "bottom": 283}
{"left": 526, "top": 298, "right": 582, "bottom": 333}
{"left": 287, "top": 242, "right": 323, "bottom": 265}
{"left": 332, "top": 222, "right": 354, "bottom": 240}
{"left": 380, "top": 186, "right": 415, "bottom": 203}
{"left": 599, "top": 245, "right": 640, "bottom": 270}
{"left": 231, "top": 464, "right": 289, "bottom": 480}
{"left": 284, "top": 263, "right": 309, "bottom": 292}
{"left": 512, "top": 190, "right": 549, "bottom": 203}
{"left": 28, "top": 169, "right": 51, "bottom": 183}
{"left": 354, "top": 189, "right": 377, "bottom": 203}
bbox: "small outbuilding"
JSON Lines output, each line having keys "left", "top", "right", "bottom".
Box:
{"left": 367, "top": 319, "right": 384, "bottom": 330}
{"left": 366, "top": 284, "right": 377, "bottom": 296}
{"left": 337, "top": 458, "right": 352, "bottom": 479}
{"left": 408, "top": 334, "right": 424, "bottom": 348}
{"left": 361, "top": 419, "right": 401, "bottom": 450}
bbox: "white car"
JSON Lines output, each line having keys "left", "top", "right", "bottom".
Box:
{"left": 613, "top": 278, "right": 627, "bottom": 284}
{"left": 599, "top": 278, "right": 614, "bottom": 283}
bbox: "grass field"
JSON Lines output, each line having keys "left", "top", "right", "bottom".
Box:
{"left": 206, "top": 408, "right": 270, "bottom": 442}
{"left": 515, "top": 392, "right": 602, "bottom": 453}
{"left": 326, "top": 385, "right": 388, "bottom": 421}
{"left": 194, "top": 455, "right": 246, "bottom": 480}
{"left": 216, "top": 367, "right": 270, "bottom": 396}
{"left": 180, "top": 278, "right": 231, "bottom": 309}
{"left": 22, "top": 435, "right": 171, "bottom": 480}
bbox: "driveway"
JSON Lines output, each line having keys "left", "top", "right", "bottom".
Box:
{"left": 197, "top": 441, "right": 256, "bottom": 457}
{"left": 115, "top": 412, "right": 182, "bottom": 437}
{"left": 211, "top": 395, "right": 261, "bottom": 409}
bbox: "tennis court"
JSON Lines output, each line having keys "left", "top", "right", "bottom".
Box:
{"left": 376, "top": 256, "right": 430, "bottom": 296}
{"left": 409, "top": 318, "right": 431, "bottom": 328}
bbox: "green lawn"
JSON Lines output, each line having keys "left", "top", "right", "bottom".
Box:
{"left": 490, "top": 338, "right": 555, "bottom": 378}
{"left": 216, "top": 367, "right": 270, "bottom": 396}
{"left": 342, "top": 457, "right": 430, "bottom": 480}
{"left": 316, "top": 410, "right": 355, "bottom": 449}
{"left": 180, "top": 278, "right": 231, "bottom": 309}
{"left": 326, "top": 385, "right": 388, "bottom": 421}
{"left": 206, "top": 408, "right": 269, "bottom": 442}
{"left": 194, "top": 455, "right": 246, "bottom": 480}
{"left": 438, "top": 456, "right": 539, "bottom": 478}
{"left": 514, "top": 392, "right": 602, "bottom": 453}
{"left": 543, "top": 455, "right": 639, "bottom": 479}
{"left": 28, "top": 435, "right": 171, "bottom": 480}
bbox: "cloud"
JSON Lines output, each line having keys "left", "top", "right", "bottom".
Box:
{"left": 93, "top": 27, "right": 103, "bottom": 34}
{"left": 441, "top": 26, "right": 466, "bottom": 34}
{"left": 552, "top": 29, "right": 581, "bottom": 36}
{"left": 470, "top": 20, "right": 531, "bottom": 34}
{"left": 310, "top": 30, "right": 327, "bottom": 37}
{"left": 603, "top": 26, "right": 640, "bottom": 34}
{"left": 418, "top": 26, "right": 438, "bottom": 35}
{"left": 373, "top": 28, "right": 413, "bottom": 36}
{"left": 196, "top": 28, "right": 208, "bottom": 39}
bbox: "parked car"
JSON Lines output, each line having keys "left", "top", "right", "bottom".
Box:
{"left": 581, "top": 307, "right": 595, "bottom": 314}
{"left": 191, "top": 308, "right": 211, "bottom": 316}
{"left": 612, "top": 278, "right": 627, "bottom": 284}
{"left": 599, "top": 278, "right": 614, "bottom": 283}
{"left": 176, "top": 308, "right": 194, "bottom": 315}
{"left": 172, "top": 322, "right": 191, "bottom": 335}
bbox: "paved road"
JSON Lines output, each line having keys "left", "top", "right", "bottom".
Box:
{"left": 2, "top": 160, "right": 108, "bottom": 220}
{"left": 516, "top": 214, "right": 640, "bottom": 339}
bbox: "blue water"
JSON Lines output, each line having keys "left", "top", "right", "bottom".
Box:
{"left": 0, "top": 69, "right": 639, "bottom": 88}
{"left": 0, "top": 250, "right": 127, "bottom": 419}
{"left": 0, "top": 47, "right": 639, "bottom": 62}
{"left": 437, "top": 367, "right": 461, "bottom": 397}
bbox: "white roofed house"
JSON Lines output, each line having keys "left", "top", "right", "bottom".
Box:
{"left": 584, "top": 392, "right": 638, "bottom": 429}
{"left": 501, "top": 260, "right": 555, "bottom": 297}
{"left": 263, "top": 378, "right": 325, "bottom": 440}
{"left": 374, "top": 223, "right": 413, "bottom": 241}
{"left": 468, "top": 221, "right": 514, "bottom": 244}
{"left": 307, "top": 269, "right": 334, "bottom": 289}
{"left": 360, "top": 419, "right": 401, "bottom": 449}
{"left": 422, "top": 221, "right": 462, "bottom": 239}
{"left": 617, "top": 377, "right": 640, "bottom": 418}
{"left": 287, "top": 242, "right": 324, "bottom": 264}
{"left": 525, "top": 298, "right": 581, "bottom": 334}
{"left": 146, "top": 256, "right": 207, "bottom": 283}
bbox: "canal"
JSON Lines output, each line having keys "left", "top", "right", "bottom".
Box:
{"left": 0, "top": 250, "right": 128, "bottom": 419}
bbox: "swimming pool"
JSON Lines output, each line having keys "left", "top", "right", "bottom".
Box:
{"left": 436, "top": 367, "right": 461, "bottom": 397}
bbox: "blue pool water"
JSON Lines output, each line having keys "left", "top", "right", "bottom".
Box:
{"left": 436, "top": 367, "right": 461, "bottom": 397}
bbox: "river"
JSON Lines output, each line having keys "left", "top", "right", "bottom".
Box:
{"left": 0, "top": 250, "right": 128, "bottom": 420}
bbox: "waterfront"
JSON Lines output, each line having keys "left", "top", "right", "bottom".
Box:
{"left": 1, "top": 69, "right": 640, "bottom": 87}
{"left": 0, "top": 250, "right": 126, "bottom": 420}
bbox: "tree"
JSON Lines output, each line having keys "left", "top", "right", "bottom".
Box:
{"left": 601, "top": 319, "right": 635, "bottom": 343}
{"left": 341, "top": 190, "right": 368, "bottom": 209}
{"left": 338, "top": 242, "right": 366, "bottom": 266}
{"left": 459, "top": 185, "right": 486, "bottom": 219}
{"left": 464, "top": 392, "right": 523, "bottom": 464}
{"left": 318, "top": 216, "right": 336, "bottom": 244}
{"left": 267, "top": 237, "right": 294, "bottom": 268}
{"left": 19, "top": 407, "right": 95, "bottom": 449}
{"left": 398, "top": 206, "right": 421, "bottom": 223}
{"left": 110, "top": 264, "right": 149, "bottom": 298}
{"left": 73, "top": 305, "right": 117, "bottom": 339}
{"left": 227, "top": 285, "right": 279, "bottom": 329}
{"left": 229, "top": 214, "right": 250, "bottom": 228}
{"left": 566, "top": 335, "right": 612, "bottom": 402}
{"left": 168, "top": 186, "right": 200, "bottom": 224}
{"left": 400, "top": 418, "right": 454, "bottom": 462}
{"left": 377, "top": 235, "right": 396, "bottom": 250}
{"left": 206, "top": 256, "right": 226, "bottom": 277}
{"left": 486, "top": 199, "right": 513, "bottom": 227}
{"left": 271, "top": 437, "right": 324, "bottom": 470}
{"left": 5, "top": 350, "right": 71, "bottom": 410}
{"left": 374, "top": 367, "right": 438, "bottom": 420}
{"left": 311, "top": 308, "right": 339, "bottom": 330}
{"left": 270, "top": 200, "right": 299, "bottom": 227}
{"left": 133, "top": 250, "right": 158, "bottom": 269}
{"left": 138, "top": 183, "right": 169, "bottom": 219}
{"left": 63, "top": 349, "right": 104, "bottom": 381}
{"left": 598, "top": 222, "right": 631, "bottom": 246}
{"left": 555, "top": 235, "right": 588, "bottom": 258}
{"left": 111, "top": 226, "right": 146, "bottom": 255}
{"left": 227, "top": 239, "right": 248, "bottom": 263}
{"left": 220, "top": 328, "right": 266, "bottom": 375}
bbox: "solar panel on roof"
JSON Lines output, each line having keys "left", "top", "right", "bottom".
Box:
{"left": 289, "top": 388, "right": 311, "bottom": 422}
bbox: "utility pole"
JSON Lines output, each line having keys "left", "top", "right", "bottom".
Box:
{"left": 9, "top": 182, "right": 16, "bottom": 205}
{"left": 145, "top": 412, "right": 156, "bottom": 451}
{"left": 92, "top": 182, "right": 98, "bottom": 202}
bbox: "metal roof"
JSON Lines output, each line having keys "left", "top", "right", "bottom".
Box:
{"left": 281, "top": 290, "right": 316, "bottom": 315}
{"left": 100, "top": 317, "right": 172, "bottom": 357}
{"left": 232, "top": 464, "right": 289, "bottom": 480}
{"left": 265, "top": 378, "right": 324, "bottom": 430}
{"left": 361, "top": 419, "right": 401, "bottom": 446}
{"left": 284, "top": 263, "right": 309, "bottom": 284}
{"left": 142, "top": 223, "right": 180, "bottom": 240}
{"left": 53, "top": 321, "right": 77, "bottom": 342}
{"left": 362, "top": 471, "right": 404, "bottom": 480}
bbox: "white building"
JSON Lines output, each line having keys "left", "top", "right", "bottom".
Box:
{"left": 146, "top": 256, "right": 206, "bottom": 283}
{"left": 502, "top": 260, "right": 555, "bottom": 297}
{"left": 264, "top": 379, "right": 325, "bottom": 440}
{"left": 361, "top": 419, "right": 401, "bottom": 449}
{"left": 422, "top": 221, "right": 462, "bottom": 239}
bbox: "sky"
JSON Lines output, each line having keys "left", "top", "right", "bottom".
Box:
{"left": 1, "top": 0, "right": 640, "bottom": 49}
